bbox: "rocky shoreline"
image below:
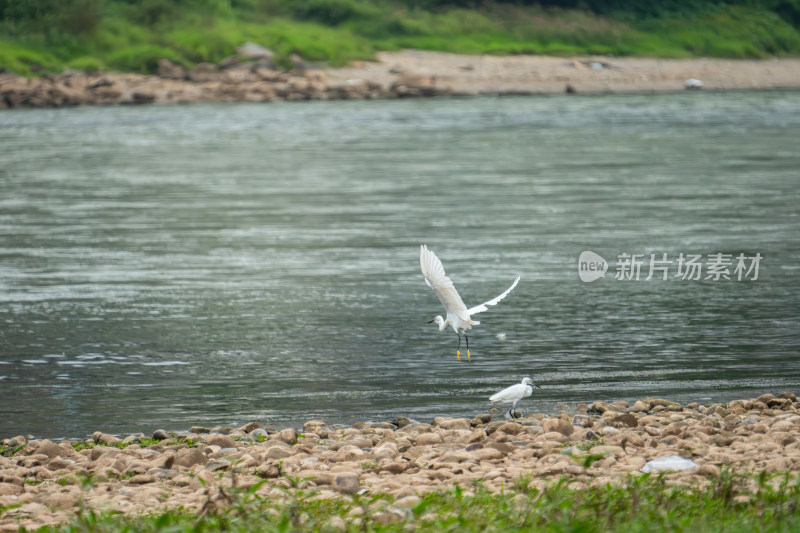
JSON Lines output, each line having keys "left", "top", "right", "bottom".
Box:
{"left": 1, "top": 392, "right": 798, "bottom": 530}
{"left": 3, "top": 51, "right": 800, "bottom": 110}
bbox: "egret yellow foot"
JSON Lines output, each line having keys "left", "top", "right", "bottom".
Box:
{"left": 456, "top": 350, "right": 461, "bottom": 361}
{"left": 467, "top": 350, "right": 471, "bottom": 362}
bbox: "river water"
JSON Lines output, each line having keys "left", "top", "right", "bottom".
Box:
{"left": 1, "top": 91, "right": 799, "bottom": 439}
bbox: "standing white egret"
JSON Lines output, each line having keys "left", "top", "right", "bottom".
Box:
{"left": 489, "top": 377, "right": 540, "bottom": 418}
{"left": 420, "top": 244, "right": 520, "bottom": 361}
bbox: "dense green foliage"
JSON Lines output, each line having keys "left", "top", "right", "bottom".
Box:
{"left": 1, "top": 0, "right": 799, "bottom": 75}
{"left": 30, "top": 471, "right": 800, "bottom": 533}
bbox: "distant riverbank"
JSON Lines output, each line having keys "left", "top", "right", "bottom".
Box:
{"left": 3, "top": 51, "right": 800, "bottom": 109}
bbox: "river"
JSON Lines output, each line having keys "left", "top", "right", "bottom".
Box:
{"left": 1, "top": 91, "right": 799, "bottom": 439}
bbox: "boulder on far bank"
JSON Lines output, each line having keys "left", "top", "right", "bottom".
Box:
{"left": 157, "top": 59, "right": 187, "bottom": 80}
{"left": 188, "top": 62, "right": 222, "bottom": 83}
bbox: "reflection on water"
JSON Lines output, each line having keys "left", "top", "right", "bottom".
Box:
{"left": 1, "top": 91, "right": 799, "bottom": 438}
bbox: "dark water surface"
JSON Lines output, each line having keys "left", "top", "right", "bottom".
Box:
{"left": 1, "top": 92, "right": 799, "bottom": 439}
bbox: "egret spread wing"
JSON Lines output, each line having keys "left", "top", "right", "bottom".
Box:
{"left": 420, "top": 245, "right": 469, "bottom": 319}
{"left": 468, "top": 276, "right": 520, "bottom": 316}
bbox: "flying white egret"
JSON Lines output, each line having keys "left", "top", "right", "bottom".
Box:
{"left": 489, "top": 377, "right": 540, "bottom": 418}
{"left": 420, "top": 244, "right": 520, "bottom": 361}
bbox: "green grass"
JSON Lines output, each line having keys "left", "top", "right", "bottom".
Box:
{"left": 1, "top": 1, "right": 799, "bottom": 76}
{"left": 27, "top": 470, "right": 800, "bottom": 532}
{"left": 67, "top": 434, "right": 200, "bottom": 453}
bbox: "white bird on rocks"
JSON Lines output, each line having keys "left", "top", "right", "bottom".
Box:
{"left": 420, "top": 244, "right": 520, "bottom": 361}
{"left": 489, "top": 377, "right": 539, "bottom": 418}
{"left": 684, "top": 78, "right": 704, "bottom": 90}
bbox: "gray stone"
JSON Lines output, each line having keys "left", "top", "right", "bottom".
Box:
{"left": 191, "top": 426, "right": 211, "bottom": 434}
{"left": 266, "top": 446, "right": 293, "bottom": 460}
{"left": 96, "top": 433, "right": 120, "bottom": 446}
{"left": 303, "top": 419, "right": 327, "bottom": 432}
{"left": 542, "top": 419, "right": 574, "bottom": 437}
{"left": 150, "top": 452, "right": 175, "bottom": 470}
{"left": 206, "top": 434, "right": 237, "bottom": 449}
{"left": 205, "top": 459, "right": 231, "bottom": 472}
{"left": 121, "top": 435, "right": 141, "bottom": 445}
{"left": 393, "top": 417, "right": 414, "bottom": 428}
{"left": 157, "top": 59, "right": 187, "bottom": 80}
{"left": 188, "top": 62, "right": 221, "bottom": 83}
{"left": 0, "top": 483, "right": 23, "bottom": 496}
{"left": 472, "top": 413, "right": 492, "bottom": 425}
{"left": 35, "top": 440, "right": 66, "bottom": 459}
{"left": 649, "top": 398, "right": 683, "bottom": 411}
{"left": 369, "top": 422, "right": 396, "bottom": 430}
{"left": 240, "top": 421, "right": 263, "bottom": 433}
{"left": 779, "top": 391, "right": 797, "bottom": 402}
{"left": 6, "top": 435, "right": 27, "bottom": 449}
{"left": 333, "top": 474, "right": 360, "bottom": 494}
{"left": 610, "top": 413, "right": 638, "bottom": 428}
{"left": 152, "top": 429, "right": 169, "bottom": 441}
{"left": 129, "top": 474, "right": 156, "bottom": 484}
{"left": 484, "top": 421, "right": 506, "bottom": 435}
{"left": 257, "top": 463, "right": 280, "bottom": 478}
{"left": 174, "top": 448, "right": 207, "bottom": 468}
{"left": 589, "top": 401, "right": 614, "bottom": 414}
{"left": 148, "top": 468, "right": 178, "bottom": 479}
{"left": 273, "top": 428, "right": 298, "bottom": 444}
{"left": 251, "top": 428, "right": 269, "bottom": 440}
{"left": 435, "top": 418, "right": 471, "bottom": 430}
{"left": 90, "top": 445, "right": 120, "bottom": 461}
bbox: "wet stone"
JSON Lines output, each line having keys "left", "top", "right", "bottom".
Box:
{"left": 250, "top": 428, "right": 269, "bottom": 440}
{"left": 205, "top": 459, "right": 231, "bottom": 472}
{"left": 240, "top": 422, "right": 263, "bottom": 433}
{"left": 333, "top": 474, "right": 360, "bottom": 494}
{"left": 472, "top": 413, "right": 492, "bottom": 425}
{"left": 173, "top": 448, "right": 207, "bottom": 468}
{"left": 35, "top": 440, "right": 66, "bottom": 459}
{"left": 205, "top": 435, "right": 237, "bottom": 449}
{"left": 394, "top": 417, "right": 414, "bottom": 428}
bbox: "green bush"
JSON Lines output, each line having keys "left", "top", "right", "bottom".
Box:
{"left": 0, "top": 40, "right": 60, "bottom": 74}
{"left": 67, "top": 55, "right": 105, "bottom": 72}
{"left": 106, "top": 44, "right": 183, "bottom": 73}
{"left": 285, "top": 0, "right": 382, "bottom": 25}
{"left": 1, "top": 0, "right": 799, "bottom": 76}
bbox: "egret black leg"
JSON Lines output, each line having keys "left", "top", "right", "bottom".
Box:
{"left": 456, "top": 334, "right": 462, "bottom": 361}
{"left": 465, "top": 335, "right": 471, "bottom": 362}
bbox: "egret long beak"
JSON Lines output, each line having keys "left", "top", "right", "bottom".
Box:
{"left": 427, "top": 319, "right": 435, "bottom": 323}
{"left": 534, "top": 384, "right": 542, "bottom": 389}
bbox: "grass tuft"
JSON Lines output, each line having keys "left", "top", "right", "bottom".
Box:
{"left": 28, "top": 470, "right": 800, "bottom": 532}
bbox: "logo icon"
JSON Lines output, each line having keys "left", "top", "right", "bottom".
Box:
{"left": 578, "top": 251, "right": 607, "bottom": 282}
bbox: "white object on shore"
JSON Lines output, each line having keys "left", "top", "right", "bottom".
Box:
{"left": 641, "top": 455, "right": 698, "bottom": 473}
{"left": 489, "top": 377, "right": 539, "bottom": 418}
{"left": 420, "top": 244, "right": 519, "bottom": 361}
{"left": 684, "top": 78, "right": 704, "bottom": 89}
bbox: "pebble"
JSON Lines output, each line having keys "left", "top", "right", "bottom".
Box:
{"left": 0, "top": 393, "right": 798, "bottom": 530}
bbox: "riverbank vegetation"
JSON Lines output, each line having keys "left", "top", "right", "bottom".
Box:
{"left": 36, "top": 471, "right": 800, "bottom": 532}
{"left": 1, "top": 0, "right": 799, "bottom": 76}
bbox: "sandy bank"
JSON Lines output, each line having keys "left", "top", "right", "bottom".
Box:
{"left": 2, "top": 51, "right": 800, "bottom": 110}
{"left": 330, "top": 50, "right": 800, "bottom": 95}
{"left": 1, "top": 392, "right": 798, "bottom": 530}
